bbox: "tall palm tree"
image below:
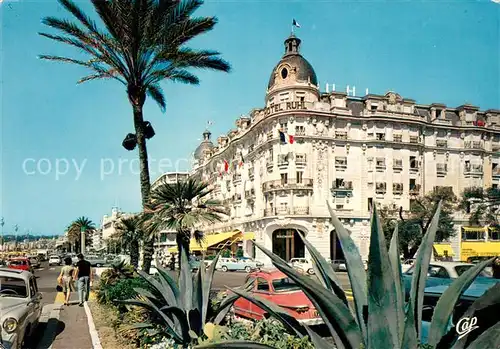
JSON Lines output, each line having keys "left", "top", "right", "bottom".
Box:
{"left": 113, "top": 214, "right": 144, "bottom": 267}
{"left": 39, "top": 0, "right": 231, "bottom": 273}
{"left": 67, "top": 216, "right": 97, "bottom": 253}
{"left": 143, "top": 177, "right": 226, "bottom": 269}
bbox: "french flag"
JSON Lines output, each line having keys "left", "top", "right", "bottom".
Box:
{"left": 279, "top": 130, "right": 295, "bottom": 144}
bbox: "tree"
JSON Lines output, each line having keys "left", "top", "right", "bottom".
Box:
{"left": 39, "top": 0, "right": 231, "bottom": 273}
{"left": 142, "top": 177, "right": 226, "bottom": 270}
{"left": 459, "top": 186, "right": 500, "bottom": 227}
{"left": 67, "top": 216, "right": 96, "bottom": 253}
{"left": 113, "top": 214, "right": 144, "bottom": 268}
{"left": 380, "top": 187, "right": 457, "bottom": 259}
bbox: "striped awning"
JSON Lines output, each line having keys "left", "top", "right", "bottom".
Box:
{"left": 462, "top": 227, "right": 487, "bottom": 233}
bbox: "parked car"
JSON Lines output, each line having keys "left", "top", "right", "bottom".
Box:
{"left": 401, "top": 259, "right": 415, "bottom": 273}
{"left": 86, "top": 255, "right": 107, "bottom": 267}
{"left": 402, "top": 261, "right": 497, "bottom": 299}
{"left": 26, "top": 256, "right": 40, "bottom": 269}
{"left": 0, "top": 268, "right": 43, "bottom": 349}
{"left": 7, "top": 258, "right": 34, "bottom": 274}
{"left": 420, "top": 282, "right": 500, "bottom": 346}
{"left": 337, "top": 260, "right": 368, "bottom": 272}
{"left": 289, "top": 258, "right": 315, "bottom": 275}
{"left": 232, "top": 269, "right": 323, "bottom": 325}
{"left": 328, "top": 259, "right": 346, "bottom": 271}
{"left": 216, "top": 257, "right": 263, "bottom": 272}
{"left": 48, "top": 255, "right": 61, "bottom": 266}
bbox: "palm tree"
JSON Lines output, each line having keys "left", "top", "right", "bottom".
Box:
{"left": 113, "top": 214, "right": 144, "bottom": 268}
{"left": 67, "top": 216, "right": 97, "bottom": 253}
{"left": 39, "top": 0, "right": 231, "bottom": 273}
{"left": 143, "top": 177, "right": 226, "bottom": 269}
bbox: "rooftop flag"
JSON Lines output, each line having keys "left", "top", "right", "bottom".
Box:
{"left": 292, "top": 19, "right": 301, "bottom": 28}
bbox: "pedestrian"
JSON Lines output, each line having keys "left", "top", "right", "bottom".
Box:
{"left": 57, "top": 257, "right": 75, "bottom": 306}
{"left": 73, "top": 253, "right": 92, "bottom": 307}
{"left": 493, "top": 257, "right": 500, "bottom": 279}
{"left": 170, "top": 253, "right": 176, "bottom": 271}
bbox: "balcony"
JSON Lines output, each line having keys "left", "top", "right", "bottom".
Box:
{"left": 267, "top": 131, "right": 274, "bottom": 140}
{"left": 331, "top": 181, "right": 353, "bottom": 197}
{"left": 409, "top": 136, "right": 419, "bottom": 144}
{"left": 277, "top": 156, "right": 289, "bottom": 167}
{"left": 245, "top": 188, "right": 255, "bottom": 197}
{"left": 464, "top": 141, "right": 484, "bottom": 150}
{"left": 264, "top": 206, "right": 310, "bottom": 217}
{"left": 393, "top": 160, "right": 403, "bottom": 171}
{"left": 233, "top": 174, "right": 242, "bottom": 183}
{"left": 464, "top": 165, "right": 483, "bottom": 176}
{"left": 493, "top": 167, "right": 500, "bottom": 178}
{"left": 409, "top": 184, "right": 421, "bottom": 196}
{"left": 295, "top": 127, "right": 306, "bottom": 136}
{"left": 393, "top": 183, "right": 403, "bottom": 195}
{"left": 266, "top": 158, "right": 273, "bottom": 170}
{"left": 335, "top": 131, "right": 348, "bottom": 140}
{"left": 335, "top": 157, "right": 347, "bottom": 170}
{"left": 436, "top": 164, "right": 447, "bottom": 176}
{"left": 436, "top": 140, "right": 448, "bottom": 148}
{"left": 376, "top": 158, "right": 386, "bottom": 171}
{"left": 295, "top": 154, "right": 307, "bottom": 166}
{"left": 262, "top": 179, "right": 313, "bottom": 192}
{"left": 393, "top": 134, "right": 402, "bottom": 143}
{"left": 375, "top": 183, "right": 387, "bottom": 194}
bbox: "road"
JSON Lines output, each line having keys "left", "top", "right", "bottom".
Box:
{"left": 29, "top": 262, "right": 352, "bottom": 348}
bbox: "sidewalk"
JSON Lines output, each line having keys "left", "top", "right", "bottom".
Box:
{"left": 37, "top": 292, "right": 98, "bottom": 349}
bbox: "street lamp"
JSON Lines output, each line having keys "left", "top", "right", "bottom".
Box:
{"left": 0, "top": 217, "right": 4, "bottom": 252}
{"left": 14, "top": 224, "right": 19, "bottom": 251}
{"left": 81, "top": 226, "right": 86, "bottom": 254}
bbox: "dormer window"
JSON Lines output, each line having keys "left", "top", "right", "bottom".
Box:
{"left": 281, "top": 68, "right": 288, "bottom": 79}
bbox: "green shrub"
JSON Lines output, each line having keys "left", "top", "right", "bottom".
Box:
{"left": 235, "top": 248, "right": 244, "bottom": 258}
{"left": 221, "top": 249, "right": 231, "bottom": 258}
{"left": 98, "top": 277, "right": 151, "bottom": 310}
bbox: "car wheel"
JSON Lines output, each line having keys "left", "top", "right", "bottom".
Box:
{"left": 245, "top": 266, "right": 251, "bottom": 273}
{"left": 221, "top": 266, "right": 228, "bottom": 272}
{"left": 307, "top": 268, "right": 314, "bottom": 275}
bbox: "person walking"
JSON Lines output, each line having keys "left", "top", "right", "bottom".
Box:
{"left": 73, "top": 253, "right": 92, "bottom": 307}
{"left": 57, "top": 257, "right": 75, "bottom": 306}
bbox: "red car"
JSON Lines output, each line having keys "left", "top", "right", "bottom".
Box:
{"left": 233, "top": 269, "right": 323, "bottom": 326}
{"left": 7, "top": 257, "right": 34, "bottom": 273}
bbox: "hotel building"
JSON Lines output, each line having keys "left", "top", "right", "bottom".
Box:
{"left": 172, "top": 34, "right": 500, "bottom": 264}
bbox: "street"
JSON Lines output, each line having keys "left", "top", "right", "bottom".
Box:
{"left": 27, "top": 262, "right": 352, "bottom": 349}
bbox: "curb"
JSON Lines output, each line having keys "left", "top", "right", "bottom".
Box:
{"left": 84, "top": 301, "right": 103, "bottom": 349}
{"left": 36, "top": 303, "right": 63, "bottom": 349}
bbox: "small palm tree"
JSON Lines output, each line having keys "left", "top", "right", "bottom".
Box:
{"left": 113, "top": 214, "right": 143, "bottom": 268}
{"left": 143, "top": 177, "right": 226, "bottom": 269}
{"left": 67, "top": 216, "right": 96, "bottom": 253}
{"left": 39, "top": 0, "right": 231, "bottom": 273}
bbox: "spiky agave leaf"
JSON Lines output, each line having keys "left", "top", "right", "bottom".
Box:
{"left": 388, "top": 224, "right": 405, "bottom": 344}
{"left": 402, "top": 202, "right": 442, "bottom": 348}
{"left": 427, "top": 257, "right": 497, "bottom": 347}
{"left": 366, "top": 204, "right": 400, "bottom": 349}
{"left": 465, "top": 320, "right": 500, "bottom": 349}
{"left": 194, "top": 342, "right": 276, "bottom": 348}
{"left": 327, "top": 202, "right": 368, "bottom": 343}
{"left": 252, "top": 240, "right": 363, "bottom": 349}
{"left": 295, "top": 229, "right": 348, "bottom": 306}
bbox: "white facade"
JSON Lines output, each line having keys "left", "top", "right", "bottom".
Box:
{"left": 100, "top": 207, "right": 129, "bottom": 249}
{"left": 188, "top": 34, "right": 500, "bottom": 265}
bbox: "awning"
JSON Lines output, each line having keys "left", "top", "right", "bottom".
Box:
{"left": 433, "top": 244, "right": 455, "bottom": 256}
{"left": 243, "top": 232, "right": 255, "bottom": 240}
{"left": 462, "top": 227, "right": 487, "bottom": 233}
{"left": 167, "top": 231, "right": 241, "bottom": 253}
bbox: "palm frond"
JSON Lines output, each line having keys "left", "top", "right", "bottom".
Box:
{"left": 146, "top": 84, "right": 166, "bottom": 112}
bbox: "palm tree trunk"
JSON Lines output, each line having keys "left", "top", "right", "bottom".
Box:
{"left": 130, "top": 241, "right": 140, "bottom": 268}
{"left": 176, "top": 230, "right": 191, "bottom": 271}
{"left": 129, "top": 88, "right": 153, "bottom": 274}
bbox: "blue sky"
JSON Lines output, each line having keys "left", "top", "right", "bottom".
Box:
{"left": 0, "top": 0, "right": 499, "bottom": 235}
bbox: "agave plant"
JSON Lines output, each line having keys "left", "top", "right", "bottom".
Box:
{"left": 197, "top": 202, "right": 499, "bottom": 349}
{"left": 117, "top": 246, "right": 243, "bottom": 347}
{"left": 100, "top": 260, "right": 135, "bottom": 287}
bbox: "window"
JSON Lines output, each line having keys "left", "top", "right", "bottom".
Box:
{"left": 336, "top": 205, "right": 344, "bottom": 210}
{"left": 281, "top": 68, "right": 288, "bottom": 79}
{"left": 280, "top": 122, "right": 288, "bottom": 133}
{"left": 296, "top": 171, "right": 303, "bottom": 184}
{"left": 428, "top": 266, "right": 449, "bottom": 279}
{"left": 272, "top": 278, "right": 300, "bottom": 292}
{"left": 279, "top": 92, "right": 289, "bottom": 102}
{"left": 393, "top": 159, "right": 403, "bottom": 170}
{"left": 376, "top": 157, "right": 386, "bottom": 170}
{"left": 281, "top": 173, "right": 288, "bottom": 185}
{"left": 256, "top": 278, "right": 270, "bottom": 291}
{"left": 410, "top": 156, "right": 418, "bottom": 169}
{"left": 376, "top": 133, "right": 385, "bottom": 140}
{"left": 0, "top": 277, "right": 28, "bottom": 298}
{"left": 393, "top": 134, "right": 402, "bottom": 142}
{"left": 29, "top": 278, "right": 37, "bottom": 297}
{"left": 244, "top": 276, "right": 255, "bottom": 290}
{"left": 295, "top": 125, "right": 305, "bottom": 136}
{"left": 335, "top": 157, "right": 347, "bottom": 169}
{"left": 300, "top": 96, "right": 305, "bottom": 102}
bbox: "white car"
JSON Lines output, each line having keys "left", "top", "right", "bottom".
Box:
{"left": 401, "top": 259, "right": 415, "bottom": 273}
{"left": 289, "top": 258, "right": 315, "bottom": 275}
{"left": 404, "top": 261, "right": 492, "bottom": 279}
{"left": 338, "top": 260, "right": 368, "bottom": 272}
{"left": 48, "top": 256, "right": 61, "bottom": 266}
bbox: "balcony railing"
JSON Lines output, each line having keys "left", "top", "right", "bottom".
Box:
{"left": 264, "top": 206, "right": 310, "bottom": 217}
{"left": 393, "top": 160, "right": 403, "bottom": 170}
{"left": 436, "top": 140, "right": 448, "bottom": 148}
{"left": 464, "top": 165, "right": 483, "bottom": 175}
{"left": 436, "top": 164, "right": 447, "bottom": 175}
{"left": 295, "top": 128, "right": 306, "bottom": 136}
{"left": 393, "top": 183, "right": 403, "bottom": 195}
{"left": 464, "top": 141, "right": 484, "bottom": 149}
{"left": 409, "top": 184, "right": 421, "bottom": 195}
{"left": 409, "top": 136, "right": 419, "bottom": 144}
{"left": 335, "top": 131, "right": 348, "bottom": 140}
{"left": 262, "top": 179, "right": 313, "bottom": 192}
{"left": 296, "top": 154, "right": 306, "bottom": 166}
{"left": 393, "top": 135, "right": 402, "bottom": 143}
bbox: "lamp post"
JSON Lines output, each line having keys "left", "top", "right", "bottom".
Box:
{"left": 14, "top": 224, "right": 19, "bottom": 251}
{"left": 0, "top": 217, "right": 4, "bottom": 252}
{"left": 81, "top": 226, "right": 86, "bottom": 254}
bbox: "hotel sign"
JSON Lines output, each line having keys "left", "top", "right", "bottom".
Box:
{"left": 264, "top": 101, "right": 307, "bottom": 116}
{"left": 276, "top": 233, "right": 294, "bottom": 239}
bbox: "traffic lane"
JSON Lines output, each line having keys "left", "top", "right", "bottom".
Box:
{"left": 35, "top": 262, "right": 61, "bottom": 306}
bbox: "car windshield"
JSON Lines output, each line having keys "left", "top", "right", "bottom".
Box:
{"left": 272, "top": 277, "right": 301, "bottom": 292}
{"left": 9, "top": 260, "right": 27, "bottom": 266}
{"left": 0, "top": 276, "right": 28, "bottom": 298}
{"left": 455, "top": 265, "right": 490, "bottom": 277}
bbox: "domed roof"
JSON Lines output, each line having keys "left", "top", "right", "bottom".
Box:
{"left": 194, "top": 129, "right": 214, "bottom": 160}
{"left": 268, "top": 34, "right": 318, "bottom": 89}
